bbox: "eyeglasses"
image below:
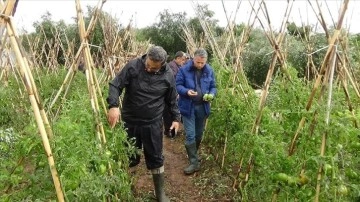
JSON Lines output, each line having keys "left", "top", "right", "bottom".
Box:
{"left": 145, "top": 57, "right": 163, "bottom": 73}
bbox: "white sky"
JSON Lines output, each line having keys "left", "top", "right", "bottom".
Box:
{"left": 11, "top": 0, "right": 360, "bottom": 33}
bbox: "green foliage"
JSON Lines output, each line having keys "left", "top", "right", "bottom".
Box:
{"left": 137, "top": 4, "right": 222, "bottom": 58}
{"left": 51, "top": 97, "right": 133, "bottom": 201}
{"left": 348, "top": 33, "right": 360, "bottom": 78}
{"left": 284, "top": 36, "right": 307, "bottom": 77}
{"left": 1, "top": 69, "right": 134, "bottom": 201}
{"left": 242, "top": 29, "right": 332, "bottom": 87}
{"left": 242, "top": 28, "right": 273, "bottom": 87}
{"left": 0, "top": 77, "right": 32, "bottom": 131}
{"left": 21, "top": 6, "right": 121, "bottom": 67}
{"left": 205, "top": 65, "right": 360, "bottom": 201}
{"left": 138, "top": 10, "right": 187, "bottom": 57}
{"left": 287, "top": 22, "right": 311, "bottom": 39}
{"left": 30, "top": 12, "right": 69, "bottom": 67}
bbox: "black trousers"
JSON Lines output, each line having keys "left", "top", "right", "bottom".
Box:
{"left": 162, "top": 104, "right": 173, "bottom": 135}
{"left": 125, "top": 120, "right": 164, "bottom": 170}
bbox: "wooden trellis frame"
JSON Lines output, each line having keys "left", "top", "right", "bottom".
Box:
{"left": 250, "top": 0, "right": 294, "bottom": 134}
{"left": 0, "top": 0, "right": 64, "bottom": 201}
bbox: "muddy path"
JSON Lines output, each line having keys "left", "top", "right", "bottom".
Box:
{"left": 131, "top": 128, "right": 235, "bottom": 202}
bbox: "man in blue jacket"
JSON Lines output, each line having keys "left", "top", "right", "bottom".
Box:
{"left": 176, "top": 48, "right": 217, "bottom": 175}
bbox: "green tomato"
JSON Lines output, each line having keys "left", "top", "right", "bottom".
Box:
{"left": 203, "top": 94, "right": 209, "bottom": 101}
{"left": 345, "top": 169, "right": 359, "bottom": 180}
{"left": 99, "top": 164, "right": 107, "bottom": 174}
{"left": 337, "top": 185, "right": 348, "bottom": 195}
{"left": 203, "top": 93, "right": 213, "bottom": 101}
{"left": 65, "top": 178, "right": 80, "bottom": 190}
{"left": 287, "top": 177, "right": 300, "bottom": 185}
{"left": 350, "top": 142, "right": 360, "bottom": 150}
{"left": 323, "top": 164, "right": 332, "bottom": 172}
{"left": 298, "top": 174, "right": 309, "bottom": 186}
{"left": 37, "top": 160, "right": 46, "bottom": 168}
{"left": 273, "top": 173, "right": 289, "bottom": 182}
{"left": 105, "top": 150, "right": 112, "bottom": 158}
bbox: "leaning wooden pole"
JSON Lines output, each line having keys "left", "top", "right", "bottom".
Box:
{"left": 75, "top": 0, "right": 107, "bottom": 144}
{"left": 288, "top": 0, "right": 348, "bottom": 157}
{"left": 288, "top": 30, "right": 340, "bottom": 156}
{"left": 10, "top": 17, "right": 54, "bottom": 139}
{"left": 75, "top": 1, "right": 117, "bottom": 199}
{"left": 48, "top": 44, "right": 84, "bottom": 110}
{"left": 314, "top": 43, "right": 338, "bottom": 202}
{"left": 49, "top": 0, "right": 106, "bottom": 113}
{"left": 250, "top": 0, "right": 294, "bottom": 134}
{"left": 3, "top": 14, "right": 65, "bottom": 202}
{"left": 314, "top": 1, "right": 349, "bottom": 201}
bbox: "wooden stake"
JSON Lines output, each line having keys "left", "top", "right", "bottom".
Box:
{"left": 5, "top": 16, "right": 64, "bottom": 202}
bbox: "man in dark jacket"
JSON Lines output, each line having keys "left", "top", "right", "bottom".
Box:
{"left": 168, "top": 51, "right": 186, "bottom": 76}
{"left": 107, "top": 46, "right": 180, "bottom": 202}
{"left": 163, "top": 51, "right": 186, "bottom": 137}
{"left": 176, "top": 48, "right": 217, "bottom": 175}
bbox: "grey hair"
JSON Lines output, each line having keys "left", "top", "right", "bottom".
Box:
{"left": 194, "top": 48, "right": 208, "bottom": 58}
{"left": 147, "top": 46, "right": 167, "bottom": 62}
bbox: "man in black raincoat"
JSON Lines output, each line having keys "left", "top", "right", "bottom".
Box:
{"left": 107, "top": 46, "right": 180, "bottom": 202}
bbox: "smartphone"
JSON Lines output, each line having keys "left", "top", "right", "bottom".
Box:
{"left": 170, "top": 128, "right": 176, "bottom": 138}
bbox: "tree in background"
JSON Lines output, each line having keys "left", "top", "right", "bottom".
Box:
{"left": 242, "top": 28, "right": 273, "bottom": 88}
{"left": 18, "top": 6, "right": 359, "bottom": 86}
{"left": 21, "top": 6, "right": 124, "bottom": 68}
{"left": 137, "top": 10, "right": 187, "bottom": 59}
{"left": 136, "top": 4, "right": 222, "bottom": 59}
{"left": 287, "top": 22, "right": 311, "bottom": 39}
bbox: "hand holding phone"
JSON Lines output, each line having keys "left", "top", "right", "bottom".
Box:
{"left": 187, "top": 90, "right": 198, "bottom": 97}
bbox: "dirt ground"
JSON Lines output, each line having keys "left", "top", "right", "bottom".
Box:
{"left": 130, "top": 122, "right": 236, "bottom": 202}
{"left": 131, "top": 130, "right": 205, "bottom": 202}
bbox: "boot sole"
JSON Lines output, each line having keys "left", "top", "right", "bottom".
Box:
{"left": 184, "top": 168, "right": 200, "bottom": 175}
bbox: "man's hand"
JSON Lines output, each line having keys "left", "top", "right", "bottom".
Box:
{"left": 187, "top": 90, "right": 198, "bottom": 97}
{"left": 169, "top": 121, "right": 180, "bottom": 136}
{"left": 107, "top": 107, "right": 120, "bottom": 128}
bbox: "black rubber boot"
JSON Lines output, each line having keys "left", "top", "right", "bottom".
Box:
{"left": 152, "top": 169, "right": 170, "bottom": 202}
{"left": 196, "top": 138, "right": 202, "bottom": 162}
{"left": 195, "top": 138, "right": 201, "bottom": 150}
{"left": 184, "top": 143, "right": 200, "bottom": 175}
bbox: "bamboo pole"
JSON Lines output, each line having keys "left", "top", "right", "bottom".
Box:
{"left": 221, "top": 130, "right": 227, "bottom": 169}
{"left": 314, "top": 45, "right": 337, "bottom": 202}
{"left": 340, "top": 79, "right": 358, "bottom": 128}
{"left": 53, "top": 69, "right": 76, "bottom": 121}
{"left": 232, "top": 156, "right": 244, "bottom": 189}
{"left": 48, "top": 43, "right": 84, "bottom": 110}
{"left": 289, "top": 0, "right": 349, "bottom": 156}
{"left": 4, "top": 15, "right": 64, "bottom": 202}
{"left": 250, "top": 0, "right": 294, "bottom": 134}
{"left": 91, "top": 63, "right": 108, "bottom": 116}
{"left": 49, "top": 44, "right": 84, "bottom": 109}
{"left": 75, "top": 5, "right": 117, "bottom": 200}
{"left": 337, "top": 52, "right": 360, "bottom": 98}
{"left": 9, "top": 18, "right": 53, "bottom": 138}
{"left": 288, "top": 30, "right": 340, "bottom": 155}
{"left": 0, "top": 68, "right": 4, "bottom": 81}
{"left": 50, "top": 0, "right": 105, "bottom": 111}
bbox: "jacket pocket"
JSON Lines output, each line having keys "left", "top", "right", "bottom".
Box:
{"left": 178, "top": 98, "right": 192, "bottom": 117}
{"left": 201, "top": 78, "right": 211, "bottom": 93}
